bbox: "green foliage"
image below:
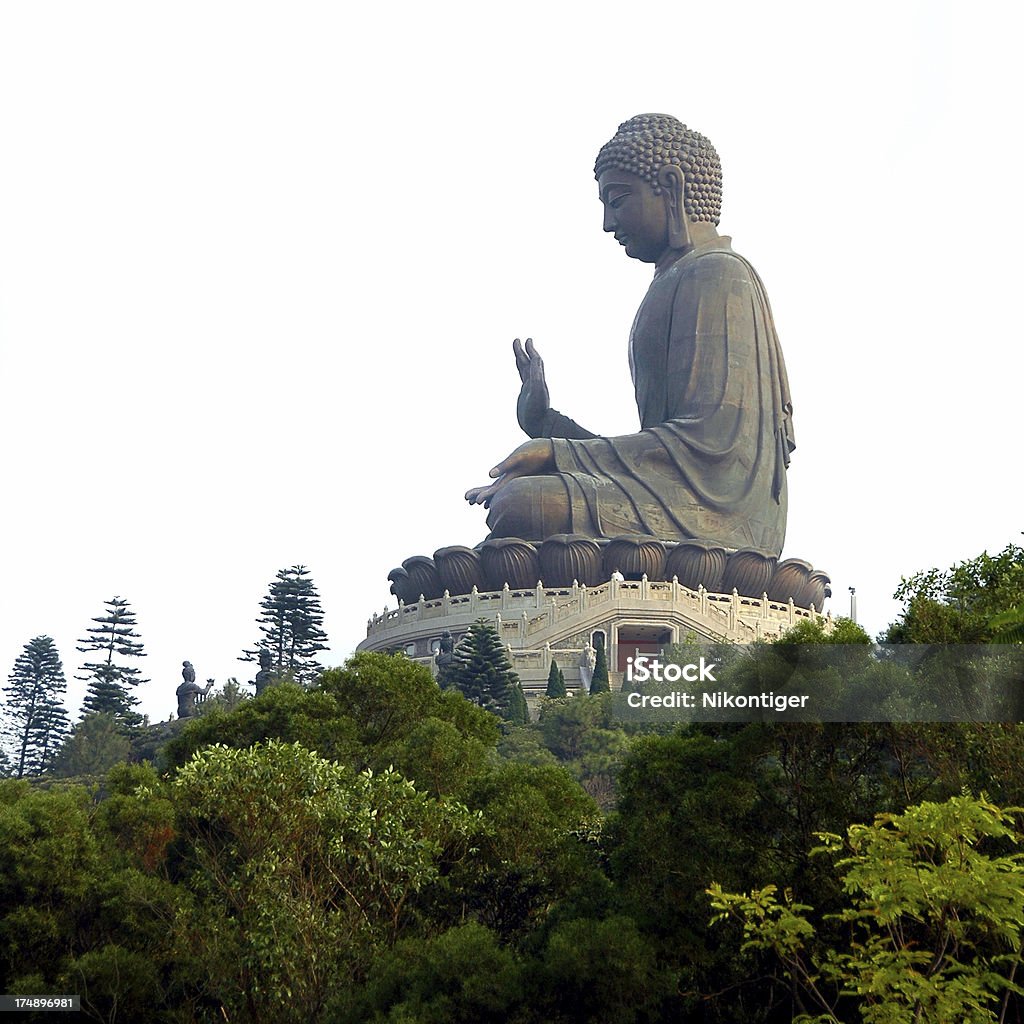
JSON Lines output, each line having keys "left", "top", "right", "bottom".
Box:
{"left": 50, "top": 713, "right": 131, "bottom": 779}
{"left": 94, "top": 762, "right": 176, "bottom": 870}
{"left": 780, "top": 616, "right": 873, "bottom": 645}
{"left": 545, "top": 660, "right": 567, "bottom": 698}
{"left": 506, "top": 678, "right": 531, "bottom": 725}
{"left": 18, "top": 626, "right": 1024, "bottom": 1022}
{"left": 387, "top": 715, "right": 491, "bottom": 800}
{"left": 241, "top": 564, "right": 329, "bottom": 686}
{"left": 710, "top": 794, "right": 1024, "bottom": 1024}
{"left": 174, "top": 740, "right": 475, "bottom": 1023}
{"left": 884, "top": 541, "right": 1024, "bottom": 643}
{"left": 589, "top": 634, "right": 610, "bottom": 692}
{"left": 344, "top": 922, "right": 526, "bottom": 1023}
{"left": 449, "top": 760, "right": 601, "bottom": 941}
{"left": 0, "top": 781, "right": 100, "bottom": 991}
{"left": 163, "top": 653, "right": 500, "bottom": 800}
{"left": 0, "top": 773, "right": 182, "bottom": 1013}
{"left": 990, "top": 605, "right": 1024, "bottom": 644}
{"left": 199, "top": 676, "right": 251, "bottom": 712}
{"left": 76, "top": 596, "right": 148, "bottom": 723}
{"left": 448, "top": 619, "right": 524, "bottom": 721}
{"left": 3, "top": 635, "right": 69, "bottom": 777}
{"left": 537, "top": 693, "right": 631, "bottom": 808}
{"left": 536, "top": 914, "right": 674, "bottom": 1024}
{"left": 495, "top": 725, "right": 560, "bottom": 767}
{"left": 162, "top": 680, "right": 355, "bottom": 772}
{"left": 71, "top": 944, "right": 164, "bottom": 1023}
{"left": 604, "top": 717, "right": 999, "bottom": 1021}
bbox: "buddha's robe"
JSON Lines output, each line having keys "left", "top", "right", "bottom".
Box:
{"left": 486, "top": 236, "right": 795, "bottom": 555}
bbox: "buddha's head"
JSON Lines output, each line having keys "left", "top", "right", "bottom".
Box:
{"left": 595, "top": 114, "right": 722, "bottom": 264}
{"left": 595, "top": 114, "right": 722, "bottom": 224}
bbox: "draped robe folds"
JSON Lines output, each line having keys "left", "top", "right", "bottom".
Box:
{"left": 486, "top": 236, "right": 795, "bottom": 556}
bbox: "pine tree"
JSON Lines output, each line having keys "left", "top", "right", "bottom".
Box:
{"left": 241, "top": 565, "right": 329, "bottom": 686}
{"left": 76, "top": 596, "right": 148, "bottom": 721}
{"left": 50, "top": 713, "right": 131, "bottom": 778}
{"left": 448, "top": 619, "right": 523, "bottom": 719}
{"left": 590, "top": 636, "right": 610, "bottom": 693}
{"left": 3, "top": 636, "right": 70, "bottom": 777}
{"left": 507, "top": 678, "right": 531, "bottom": 724}
{"left": 545, "top": 659, "right": 567, "bottom": 698}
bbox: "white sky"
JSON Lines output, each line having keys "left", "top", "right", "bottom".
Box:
{"left": 1, "top": 1, "right": 1021, "bottom": 725}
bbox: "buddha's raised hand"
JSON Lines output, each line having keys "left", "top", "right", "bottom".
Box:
{"left": 514, "top": 337, "right": 551, "bottom": 437}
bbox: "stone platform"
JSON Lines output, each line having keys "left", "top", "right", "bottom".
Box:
{"left": 358, "top": 574, "right": 831, "bottom": 701}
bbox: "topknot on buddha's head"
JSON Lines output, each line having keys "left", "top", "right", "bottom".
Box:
{"left": 595, "top": 114, "right": 723, "bottom": 225}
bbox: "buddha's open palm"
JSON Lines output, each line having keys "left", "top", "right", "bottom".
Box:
{"left": 514, "top": 337, "right": 550, "bottom": 437}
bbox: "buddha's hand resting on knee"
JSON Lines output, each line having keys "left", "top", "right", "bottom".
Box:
{"left": 464, "top": 439, "right": 555, "bottom": 508}
{"left": 514, "top": 338, "right": 551, "bottom": 437}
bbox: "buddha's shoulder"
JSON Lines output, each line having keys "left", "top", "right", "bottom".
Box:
{"left": 670, "top": 240, "right": 757, "bottom": 284}
{"left": 684, "top": 239, "right": 765, "bottom": 284}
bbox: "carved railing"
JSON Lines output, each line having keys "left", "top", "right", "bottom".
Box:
{"left": 365, "top": 573, "right": 826, "bottom": 644}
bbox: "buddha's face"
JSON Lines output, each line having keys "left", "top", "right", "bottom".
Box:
{"left": 598, "top": 168, "right": 671, "bottom": 264}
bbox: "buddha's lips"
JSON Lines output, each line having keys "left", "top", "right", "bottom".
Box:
{"left": 616, "top": 234, "right": 629, "bottom": 246}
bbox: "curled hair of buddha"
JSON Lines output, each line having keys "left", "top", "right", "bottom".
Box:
{"left": 595, "top": 113, "right": 723, "bottom": 225}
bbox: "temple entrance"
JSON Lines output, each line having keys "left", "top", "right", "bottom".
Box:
{"left": 615, "top": 624, "right": 674, "bottom": 673}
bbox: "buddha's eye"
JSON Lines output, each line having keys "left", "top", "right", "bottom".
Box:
{"left": 610, "top": 195, "right": 627, "bottom": 209}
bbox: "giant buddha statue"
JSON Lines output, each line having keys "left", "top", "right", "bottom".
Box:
{"left": 465, "top": 114, "right": 795, "bottom": 557}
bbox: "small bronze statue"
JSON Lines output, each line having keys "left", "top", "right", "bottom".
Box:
{"left": 176, "top": 660, "right": 214, "bottom": 718}
{"left": 466, "top": 114, "right": 795, "bottom": 557}
{"left": 435, "top": 631, "right": 456, "bottom": 688}
{"left": 253, "top": 649, "right": 275, "bottom": 696}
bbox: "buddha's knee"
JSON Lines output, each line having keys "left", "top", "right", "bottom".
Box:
{"left": 486, "top": 476, "right": 571, "bottom": 540}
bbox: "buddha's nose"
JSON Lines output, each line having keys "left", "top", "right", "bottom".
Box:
{"left": 603, "top": 207, "right": 616, "bottom": 232}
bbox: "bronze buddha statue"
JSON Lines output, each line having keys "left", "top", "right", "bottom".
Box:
{"left": 466, "top": 114, "right": 795, "bottom": 557}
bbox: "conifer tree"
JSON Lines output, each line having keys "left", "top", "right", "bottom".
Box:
{"left": 545, "top": 659, "right": 567, "bottom": 698}
{"left": 590, "top": 636, "right": 610, "bottom": 693}
{"left": 76, "top": 596, "right": 148, "bottom": 722}
{"left": 50, "top": 712, "right": 131, "bottom": 777}
{"left": 3, "top": 636, "right": 70, "bottom": 777}
{"left": 507, "top": 678, "right": 531, "bottom": 724}
{"left": 241, "top": 565, "right": 329, "bottom": 686}
{"left": 448, "top": 619, "right": 523, "bottom": 719}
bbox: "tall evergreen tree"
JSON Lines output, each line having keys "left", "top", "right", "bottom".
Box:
{"left": 76, "top": 596, "right": 148, "bottom": 721}
{"left": 241, "top": 565, "right": 329, "bottom": 686}
{"left": 590, "top": 636, "right": 610, "bottom": 693}
{"left": 448, "top": 619, "right": 524, "bottom": 720}
{"left": 50, "top": 712, "right": 131, "bottom": 777}
{"left": 507, "top": 678, "right": 531, "bottom": 724}
{"left": 545, "top": 660, "right": 567, "bottom": 698}
{"left": 3, "top": 636, "right": 70, "bottom": 777}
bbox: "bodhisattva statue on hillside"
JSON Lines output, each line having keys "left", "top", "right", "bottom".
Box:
{"left": 253, "top": 649, "right": 275, "bottom": 697}
{"left": 465, "top": 114, "right": 795, "bottom": 557}
{"left": 176, "top": 660, "right": 214, "bottom": 718}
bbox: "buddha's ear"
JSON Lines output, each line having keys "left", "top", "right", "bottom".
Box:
{"left": 658, "top": 165, "right": 691, "bottom": 251}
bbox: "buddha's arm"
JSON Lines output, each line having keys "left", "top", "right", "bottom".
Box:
{"left": 534, "top": 409, "right": 599, "bottom": 440}
{"left": 551, "top": 426, "right": 667, "bottom": 474}
{"left": 515, "top": 337, "right": 599, "bottom": 440}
